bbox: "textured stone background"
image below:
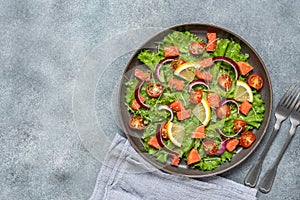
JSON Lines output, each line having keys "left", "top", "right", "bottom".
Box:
{"left": 1, "top": 0, "right": 299, "bottom": 199}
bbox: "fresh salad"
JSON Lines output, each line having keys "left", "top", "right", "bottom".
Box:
{"left": 124, "top": 30, "right": 265, "bottom": 171}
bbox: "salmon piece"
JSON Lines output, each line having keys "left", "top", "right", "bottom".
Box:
{"left": 134, "top": 69, "right": 151, "bottom": 82}
{"left": 131, "top": 96, "right": 145, "bottom": 110}
{"left": 177, "top": 109, "right": 192, "bottom": 121}
{"left": 226, "top": 138, "right": 239, "bottom": 152}
{"left": 207, "top": 93, "right": 221, "bottom": 107}
{"left": 237, "top": 62, "right": 253, "bottom": 76}
{"left": 206, "top": 33, "right": 217, "bottom": 52}
{"left": 168, "top": 78, "right": 185, "bottom": 90}
{"left": 164, "top": 46, "right": 179, "bottom": 57}
{"left": 239, "top": 101, "right": 252, "bottom": 115}
{"left": 195, "top": 70, "right": 213, "bottom": 82}
{"left": 191, "top": 125, "right": 205, "bottom": 139}
{"left": 197, "top": 58, "right": 214, "bottom": 68}
{"left": 170, "top": 99, "right": 184, "bottom": 112}
{"left": 171, "top": 154, "right": 180, "bottom": 166}
{"left": 148, "top": 136, "right": 160, "bottom": 149}
{"left": 187, "top": 148, "right": 201, "bottom": 165}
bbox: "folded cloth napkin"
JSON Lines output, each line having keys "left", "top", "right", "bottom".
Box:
{"left": 89, "top": 134, "right": 257, "bottom": 200}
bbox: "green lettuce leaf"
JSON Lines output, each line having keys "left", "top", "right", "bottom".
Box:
{"left": 137, "top": 50, "right": 164, "bottom": 71}
{"left": 162, "top": 31, "right": 203, "bottom": 53}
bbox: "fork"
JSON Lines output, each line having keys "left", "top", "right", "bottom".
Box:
{"left": 244, "top": 85, "right": 300, "bottom": 187}
{"left": 259, "top": 100, "right": 300, "bottom": 193}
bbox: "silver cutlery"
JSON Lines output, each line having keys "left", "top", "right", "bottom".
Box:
{"left": 259, "top": 100, "right": 300, "bottom": 193}
{"left": 244, "top": 85, "right": 300, "bottom": 187}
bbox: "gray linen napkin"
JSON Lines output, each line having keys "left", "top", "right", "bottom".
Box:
{"left": 89, "top": 134, "right": 257, "bottom": 200}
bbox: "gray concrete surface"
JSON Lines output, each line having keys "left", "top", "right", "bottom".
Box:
{"left": 1, "top": 0, "right": 299, "bottom": 199}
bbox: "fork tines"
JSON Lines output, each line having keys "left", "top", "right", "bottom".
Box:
{"left": 293, "top": 100, "right": 300, "bottom": 112}
{"left": 280, "top": 85, "right": 300, "bottom": 109}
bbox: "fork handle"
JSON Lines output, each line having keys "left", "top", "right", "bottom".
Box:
{"left": 244, "top": 118, "right": 282, "bottom": 187}
{"left": 259, "top": 125, "right": 296, "bottom": 193}
{"left": 244, "top": 161, "right": 262, "bottom": 187}
{"left": 258, "top": 166, "right": 277, "bottom": 193}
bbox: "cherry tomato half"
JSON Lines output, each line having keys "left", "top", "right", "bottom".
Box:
{"left": 216, "top": 105, "right": 231, "bottom": 119}
{"left": 247, "top": 74, "right": 263, "bottom": 90}
{"left": 160, "top": 122, "right": 168, "bottom": 139}
{"left": 202, "top": 139, "right": 217, "bottom": 155}
{"left": 234, "top": 119, "right": 247, "bottom": 133}
{"left": 146, "top": 82, "right": 164, "bottom": 98}
{"left": 218, "top": 74, "right": 233, "bottom": 89}
{"left": 240, "top": 131, "right": 256, "bottom": 148}
{"left": 129, "top": 115, "right": 146, "bottom": 130}
{"left": 189, "top": 42, "right": 205, "bottom": 56}
{"left": 189, "top": 90, "right": 203, "bottom": 104}
{"left": 171, "top": 59, "right": 186, "bottom": 70}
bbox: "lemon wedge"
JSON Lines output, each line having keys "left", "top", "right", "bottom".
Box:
{"left": 166, "top": 121, "right": 185, "bottom": 147}
{"left": 234, "top": 80, "right": 253, "bottom": 102}
{"left": 192, "top": 98, "right": 211, "bottom": 126}
{"left": 174, "top": 62, "right": 198, "bottom": 82}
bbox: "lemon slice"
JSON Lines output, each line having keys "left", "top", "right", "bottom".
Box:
{"left": 192, "top": 99, "right": 211, "bottom": 126}
{"left": 234, "top": 80, "right": 253, "bottom": 102}
{"left": 166, "top": 121, "right": 185, "bottom": 147}
{"left": 174, "top": 62, "right": 198, "bottom": 82}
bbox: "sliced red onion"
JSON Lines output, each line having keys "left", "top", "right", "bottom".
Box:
{"left": 188, "top": 80, "right": 210, "bottom": 92}
{"left": 158, "top": 105, "right": 174, "bottom": 121}
{"left": 212, "top": 56, "right": 240, "bottom": 80}
{"left": 215, "top": 138, "right": 227, "bottom": 156}
{"left": 220, "top": 98, "right": 239, "bottom": 114}
{"left": 156, "top": 124, "right": 179, "bottom": 156}
{"left": 134, "top": 81, "right": 150, "bottom": 109}
{"left": 155, "top": 58, "right": 174, "bottom": 82}
{"left": 216, "top": 128, "right": 240, "bottom": 138}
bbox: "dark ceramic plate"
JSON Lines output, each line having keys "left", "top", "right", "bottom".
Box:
{"left": 118, "top": 23, "right": 272, "bottom": 177}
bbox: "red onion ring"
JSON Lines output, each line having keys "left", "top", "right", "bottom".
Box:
{"left": 212, "top": 56, "right": 240, "bottom": 80}
{"left": 216, "top": 128, "right": 240, "bottom": 138}
{"left": 134, "top": 81, "right": 150, "bottom": 109}
{"left": 155, "top": 58, "right": 174, "bottom": 82}
{"left": 220, "top": 98, "right": 240, "bottom": 114}
{"left": 158, "top": 105, "right": 174, "bottom": 121}
{"left": 215, "top": 138, "right": 227, "bottom": 156}
{"left": 156, "top": 124, "right": 179, "bottom": 156}
{"left": 188, "top": 80, "right": 210, "bottom": 92}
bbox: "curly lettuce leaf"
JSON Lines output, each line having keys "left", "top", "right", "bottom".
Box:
{"left": 214, "top": 39, "right": 249, "bottom": 62}
{"left": 213, "top": 39, "right": 230, "bottom": 57}
{"left": 237, "top": 91, "right": 265, "bottom": 129}
{"left": 137, "top": 50, "right": 164, "bottom": 71}
{"left": 193, "top": 150, "right": 234, "bottom": 171}
{"left": 162, "top": 31, "right": 203, "bottom": 53}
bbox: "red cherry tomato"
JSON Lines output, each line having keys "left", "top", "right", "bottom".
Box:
{"left": 146, "top": 82, "right": 164, "bottom": 98}
{"left": 218, "top": 74, "right": 233, "bottom": 89}
{"left": 202, "top": 139, "right": 217, "bottom": 155}
{"left": 240, "top": 131, "right": 256, "bottom": 148}
{"left": 247, "top": 74, "right": 263, "bottom": 90}
{"left": 189, "top": 90, "right": 203, "bottom": 104}
{"left": 189, "top": 42, "right": 205, "bottom": 56}
{"left": 234, "top": 120, "right": 247, "bottom": 133}
{"left": 160, "top": 122, "right": 168, "bottom": 139}
{"left": 216, "top": 105, "right": 231, "bottom": 119}
{"left": 171, "top": 59, "right": 186, "bottom": 70}
{"left": 128, "top": 115, "right": 146, "bottom": 130}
